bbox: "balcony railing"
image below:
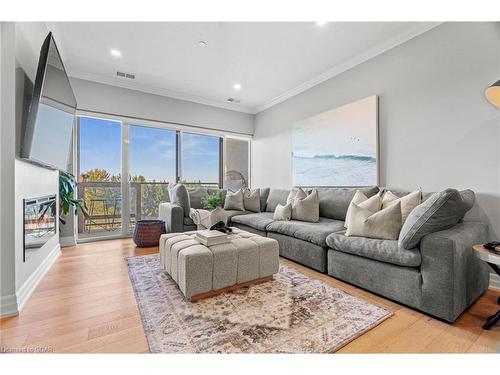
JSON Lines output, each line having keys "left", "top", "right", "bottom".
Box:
{"left": 77, "top": 181, "right": 219, "bottom": 239}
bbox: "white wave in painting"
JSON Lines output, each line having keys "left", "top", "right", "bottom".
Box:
{"left": 292, "top": 95, "right": 378, "bottom": 186}
{"left": 293, "top": 154, "right": 377, "bottom": 186}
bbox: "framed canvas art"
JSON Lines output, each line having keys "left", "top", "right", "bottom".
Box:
{"left": 292, "top": 95, "right": 379, "bottom": 187}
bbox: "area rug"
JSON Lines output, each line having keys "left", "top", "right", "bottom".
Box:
{"left": 127, "top": 254, "right": 392, "bottom": 353}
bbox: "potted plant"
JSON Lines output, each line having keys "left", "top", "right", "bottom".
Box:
{"left": 59, "top": 171, "right": 88, "bottom": 224}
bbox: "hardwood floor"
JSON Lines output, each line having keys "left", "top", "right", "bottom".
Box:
{"left": 1, "top": 238, "right": 498, "bottom": 353}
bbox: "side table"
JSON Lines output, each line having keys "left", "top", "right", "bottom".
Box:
{"left": 472, "top": 244, "right": 500, "bottom": 330}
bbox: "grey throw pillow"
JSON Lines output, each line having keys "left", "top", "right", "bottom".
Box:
{"left": 168, "top": 184, "right": 191, "bottom": 217}
{"left": 224, "top": 189, "right": 245, "bottom": 211}
{"left": 291, "top": 189, "right": 320, "bottom": 222}
{"left": 188, "top": 188, "right": 209, "bottom": 209}
{"left": 273, "top": 203, "right": 292, "bottom": 221}
{"left": 243, "top": 188, "right": 261, "bottom": 212}
{"left": 399, "top": 188, "right": 473, "bottom": 249}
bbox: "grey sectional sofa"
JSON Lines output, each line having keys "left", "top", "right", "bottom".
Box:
{"left": 159, "top": 186, "right": 490, "bottom": 323}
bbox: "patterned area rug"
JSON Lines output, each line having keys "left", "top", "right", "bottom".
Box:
{"left": 127, "top": 254, "right": 392, "bottom": 353}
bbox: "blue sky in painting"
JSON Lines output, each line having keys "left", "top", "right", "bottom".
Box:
{"left": 79, "top": 117, "right": 219, "bottom": 183}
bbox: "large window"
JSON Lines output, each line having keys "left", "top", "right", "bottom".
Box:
{"left": 77, "top": 116, "right": 244, "bottom": 241}
{"left": 129, "top": 125, "right": 176, "bottom": 223}
{"left": 78, "top": 117, "right": 123, "bottom": 239}
{"left": 180, "top": 132, "right": 221, "bottom": 188}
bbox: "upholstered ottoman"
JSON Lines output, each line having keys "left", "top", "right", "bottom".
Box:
{"left": 159, "top": 228, "right": 279, "bottom": 301}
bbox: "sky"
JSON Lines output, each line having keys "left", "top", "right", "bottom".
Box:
{"left": 79, "top": 117, "right": 220, "bottom": 183}
{"left": 293, "top": 95, "right": 377, "bottom": 158}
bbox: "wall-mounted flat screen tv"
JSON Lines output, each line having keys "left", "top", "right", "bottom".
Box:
{"left": 21, "top": 32, "right": 77, "bottom": 171}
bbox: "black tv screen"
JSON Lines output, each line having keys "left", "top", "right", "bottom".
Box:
{"left": 21, "top": 32, "right": 77, "bottom": 171}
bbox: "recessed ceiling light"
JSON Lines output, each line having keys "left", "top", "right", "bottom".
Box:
{"left": 198, "top": 41, "right": 208, "bottom": 47}
{"left": 110, "top": 49, "right": 122, "bottom": 57}
{"left": 316, "top": 21, "right": 328, "bottom": 26}
{"left": 233, "top": 83, "right": 242, "bottom": 90}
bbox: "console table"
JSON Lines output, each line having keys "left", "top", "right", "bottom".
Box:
{"left": 472, "top": 244, "right": 500, "bottom": 330}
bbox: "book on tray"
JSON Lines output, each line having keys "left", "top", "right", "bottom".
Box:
{"left": 195, "top": 230, "right": 230, "bottom": 246}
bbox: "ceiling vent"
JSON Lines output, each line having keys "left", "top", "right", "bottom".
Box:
{"left": 116, "top": 71, "right": 135, "bottom": 79}
{"left": 227, "top": 98, "right": 240, "bottom": 103}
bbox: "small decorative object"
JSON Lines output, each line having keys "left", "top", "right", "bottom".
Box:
{"left": 201, "top": 190, "right": 225, "bottom": 210}
{"left": 133, "top": 220, "right": 166, "bottom": 247}
{"left": 292, "top": 95, "right": 378, "bottom": 187}
{"left": 485, "top": 79, "right": 500, "bottom": 108}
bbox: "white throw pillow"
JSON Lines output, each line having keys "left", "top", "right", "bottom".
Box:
{"left": 344, "top": 190, "right": 382, "bottom": 228}
{"left": 382, "top": 190, "right": 421, "bottom": 223}
{"left": 273, "top": 203, "right": 292, "bottom": 221}
{"left": 291, "top": 189, "right": 320, "bottom": 222}
{"left": 243, "top": 188, "right": 261, "bottom": 212}
{"left": 224, "top": 189, "right": 245, "bottom": 211}
{"left": 286, "top": 188, "right": 308, "bottom": 205}
{"left": 346, "top": 201, "right": 403, "bottom": 240}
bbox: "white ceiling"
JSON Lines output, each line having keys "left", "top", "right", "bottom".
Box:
{"left": 48, "top": 22, "right": 439, "bottom": 114}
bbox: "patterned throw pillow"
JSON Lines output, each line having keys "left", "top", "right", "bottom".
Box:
{"left": 224, "top": 189, "right": 245, "bottom": 211}
{"left": 273, "top": 203, "right": 292, "bottom": 221}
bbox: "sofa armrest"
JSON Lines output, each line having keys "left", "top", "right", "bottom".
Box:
{"left": 420, "top": 221, "right": 490, "bottom": 322}
{"left": 159, "top": 202, "right": 184, "bottom": 233}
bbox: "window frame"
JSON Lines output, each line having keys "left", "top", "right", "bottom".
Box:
{"left": 75, "top": 114, "right": 251, "bottom": 242}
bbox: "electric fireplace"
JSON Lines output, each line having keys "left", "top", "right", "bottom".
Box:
{"left": 23, "top": 195, "right": 56, "bottom": 262}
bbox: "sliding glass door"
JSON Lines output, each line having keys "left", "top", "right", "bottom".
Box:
{"left": 180, "top": 132, "right": 221, "bottom": 188}
{"left": 77, "top": 117, "right": 123, "bottom": 239}
{"left": 77, "top": 116, "right": 249, "bottom": 241}
{"left": 129, "top": 125, "right": 176, "bottom": 227}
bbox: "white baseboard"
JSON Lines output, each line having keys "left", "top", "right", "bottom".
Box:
{"left": 16, "top": 243, "right": 61, "bottom": 311}
{"left": 490, "top": 273, "right": 500, "bottom": 290}
{"left": 0, "top": 294, "right": 19, "bottom": 317}
{"left": 60, "top": 235, "right": 76, "bottom": 247}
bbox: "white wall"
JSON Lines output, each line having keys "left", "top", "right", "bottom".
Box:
{"left": 13, "top": 22, "right": 61, "bottom": 311}
{"left": 1, "top": 22, "right": 19, "bottom": 317}
{"left": 70, "top": 78, "right": 254, "bottom": 135}
{"left": 252, "top": 22, "right": 500, "bottom": 240}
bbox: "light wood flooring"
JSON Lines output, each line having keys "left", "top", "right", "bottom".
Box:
{"left": 0, "top": 238, "right": 498, "bottom": 353}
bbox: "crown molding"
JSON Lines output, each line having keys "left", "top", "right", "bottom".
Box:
{"left": 51, "top": 22, "right": 442, "bottom": 116}
{"left": 255, "top": 22, "right": 443, "bottom": 114}
{"left": 68, "top": 69, "right": 257, "bottom": 115}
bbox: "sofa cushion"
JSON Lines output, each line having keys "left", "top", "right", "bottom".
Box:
{"left": 265, "top": 189, "right": 291, "bottom": 213}
{"left": 183, "top": 216, "right": 195, "bottom": 226}
{"left": 266, "top": 217, "right": 345, "bottom": 247}
{"left": 188, "top": 188, "right": 209, "bottom": 209}
{"left": 317, "top": 186, "right": 379, "bottom": 221}
{"left": 399, "top": 188, "right": 473, "bottom": 250}
{"left": 327, "top": 232, "right": 421, "bottom": 267}
{"left": 230, "top": 212, "right": 276, "bottom": 231}
{"left": 259, "top": 187, "right": 270, "bottom": 212}
{"left": 168, "top": 184, "right": 190, "bottom": 217}
{"left": 226, "top": 210, "right": 251, "bottom": 221}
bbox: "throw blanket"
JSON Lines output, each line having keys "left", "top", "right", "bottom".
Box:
{"left": 189, "top": 207, "right": 229, "bottom": 230}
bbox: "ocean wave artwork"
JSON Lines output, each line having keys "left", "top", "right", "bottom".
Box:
{"left": 292, "top": 95, "right": 378, "bottom": 187}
